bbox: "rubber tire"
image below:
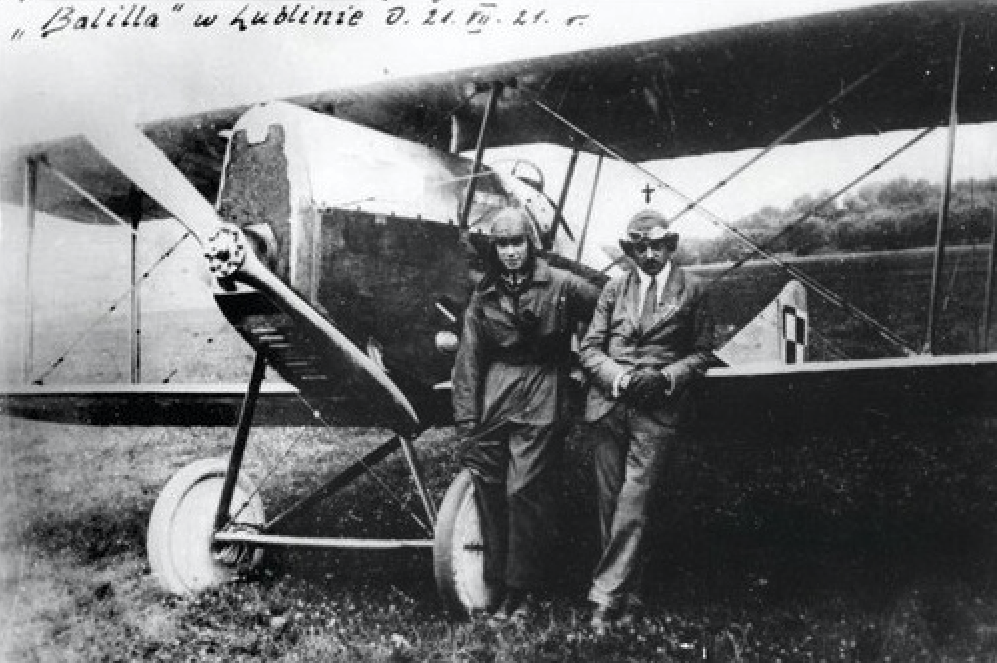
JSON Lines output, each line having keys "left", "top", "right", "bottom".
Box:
{"left": 433, "top": 469, "right": 500, "bottom": 615}
{"left": 147, "top": 457, "right": 265, "bottom": 596}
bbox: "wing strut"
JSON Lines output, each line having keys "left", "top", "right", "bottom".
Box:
{"left": 549, "top": 147, "right": 579, "bottom": 247}
{"left": 25, "top": 156, "right": 158, "bottom": 384}
{"left": 576, "top": 154, "right": 604, "bottom": 263}
{"left": 127, "top": 186, "right": 143, "bottom": 383}
{"left": 924, "top": 24, "right": 965, "bottom": 355}
{"left": 985, "top": 208, "right": 997, "bottom": 352}
{"left": 459, "top": 82, "right": 502, "bottom": 230}
{"left": 21, "top": 157, "right": 38, "bottom": 383}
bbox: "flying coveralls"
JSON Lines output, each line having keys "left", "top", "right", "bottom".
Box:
{"left": 580, "top": 209, "right": 715, "bottom": 630}
{"left": 452, "top": 207, "right": 599, "bottom": 614}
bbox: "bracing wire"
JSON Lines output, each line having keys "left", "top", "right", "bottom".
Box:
{"left": 706, "top": 127, "right": 936, "bottom": 289}
{"left": 532, "top": 114, "right": 920, "bottom": 355}
{"left": 664, "top": 50, "right": 904, "bottom": 228}
{"left": 31, "top": 231, "right": 193, "bottom": 384}
{"left": 224, "top": 394, "right": 431, "bottom": 536}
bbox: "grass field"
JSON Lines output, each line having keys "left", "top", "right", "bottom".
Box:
{"left": 4, "top": 214, "right": 997, "bottom": 660}
{"left": 6, "top": 414, "right": 997, "bottom": 661}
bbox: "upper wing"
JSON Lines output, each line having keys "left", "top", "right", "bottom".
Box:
{"left": 3, "top": 0, "right": 994, "bottom": 224}
{"left": 449, "top": 0, "right": 996, "bottom": 159}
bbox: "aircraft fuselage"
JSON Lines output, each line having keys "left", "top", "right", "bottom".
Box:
{"left": 215, "top": 102, "right": 532, "bottom": 423}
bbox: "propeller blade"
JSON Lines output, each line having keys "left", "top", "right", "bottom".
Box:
{"left": 84, "top": 121, "right": 221, "bottom": 246}
{"left": 84, "top": 120, "right": 421, "bottom": 433}
{"left": 237, "top": 250, "right": 421, "bottom": 432}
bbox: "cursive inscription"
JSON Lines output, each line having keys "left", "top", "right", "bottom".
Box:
{"left": 41, "top": 5, "right": 161, "bottom": 39}
{"left": 17, "top": 2, "right": 594, "bottom": 42}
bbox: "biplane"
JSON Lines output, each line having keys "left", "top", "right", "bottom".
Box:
{"left": 2, "top": 0, "right": 997, "bottom": 615}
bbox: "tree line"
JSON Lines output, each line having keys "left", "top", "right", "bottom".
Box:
{"left": 681, "top": 176, "right": 997, "bottom": 264}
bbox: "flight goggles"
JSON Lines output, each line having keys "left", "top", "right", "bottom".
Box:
{"left": 619, "top": 228, "right": 677, "bottom": 254}
{"left": 493, "top": 233, "right": 528, "bottom": 248}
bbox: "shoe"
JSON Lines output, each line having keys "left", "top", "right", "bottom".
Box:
{"left": 614, "top": 608, "right": 642, "bottom": 629}
{"left": 488, "top": 590, "right": 531, "bottom": 628}
{"left": 615, "top": 594, "right": 646, "bottom": 629}
{"left": 590, "top": 603, "right": 614, "bottom": 637}
{"left": 509, "top": 593, "right": 536, "bottom": 625}
{"left": 487, "top": 597, "right": 511, "bottom": 628}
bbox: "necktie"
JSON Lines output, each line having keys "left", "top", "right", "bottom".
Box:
{"left": 640, "top": 276, "right": 657, "bottom": 331}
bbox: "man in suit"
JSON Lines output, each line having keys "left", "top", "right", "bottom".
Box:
{"left": 579, "top": 209, "right": 715, "bottom": 634}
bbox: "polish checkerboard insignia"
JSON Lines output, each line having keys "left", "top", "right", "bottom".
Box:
{"left": 781, "top": 304, "right": 808, "bottom": 364}
{"left": 715, "top": 280, "right": 808, "bottom": 367}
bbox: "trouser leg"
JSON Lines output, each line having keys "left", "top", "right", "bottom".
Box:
{"left": 459, "top": 427, "right": 511, "bottom": 585}
{"left": 588, "top": 407, "right": 674, "bottom": 609}
{"left": 505, "top": 422, "right": 563, "bottom": 590}
{"left": 591, "top": 413, "right": 627, "bottom": 548}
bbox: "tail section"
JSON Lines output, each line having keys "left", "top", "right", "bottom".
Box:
{"left": 716, "top": 280, "right": 808, "bottom": 367}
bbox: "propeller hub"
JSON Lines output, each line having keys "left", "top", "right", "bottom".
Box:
{"left": 204, "top": 225, "right": 248, "bottom": 280}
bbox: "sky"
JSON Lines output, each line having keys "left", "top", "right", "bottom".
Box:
{"left": 492, "top": 122, "right": 996, "bottom": 267}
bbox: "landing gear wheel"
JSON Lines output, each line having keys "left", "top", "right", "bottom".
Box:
{"left": 433, "top": 469, "right": 500, "bottom": 615}
{"left": 147, "top": 458, "right": 265, "bottom": 596}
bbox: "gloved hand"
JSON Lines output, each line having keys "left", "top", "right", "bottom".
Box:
{"left": 624, "top": 368, "right": 672, "bottom": 407}
{"left": 455, "top": 420, "right": 477, "bottom": 439}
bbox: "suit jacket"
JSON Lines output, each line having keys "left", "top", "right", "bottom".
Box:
{"left": 580, "top": 264, "right": 714, "bottom": 426}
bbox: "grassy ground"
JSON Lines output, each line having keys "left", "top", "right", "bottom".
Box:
{"left": 5, "top": 414, "right": 997, "bottom": 661}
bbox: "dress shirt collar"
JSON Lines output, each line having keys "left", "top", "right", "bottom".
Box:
{"left": 634, "top": 261, "right": 671, "bottom": 308}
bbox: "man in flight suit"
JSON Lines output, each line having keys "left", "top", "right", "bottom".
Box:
{"left": 579, "top": 209, "right": 715, "bottom": 634}
{"left": 453, "top": 207, "right": 600, "bottom": 625}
